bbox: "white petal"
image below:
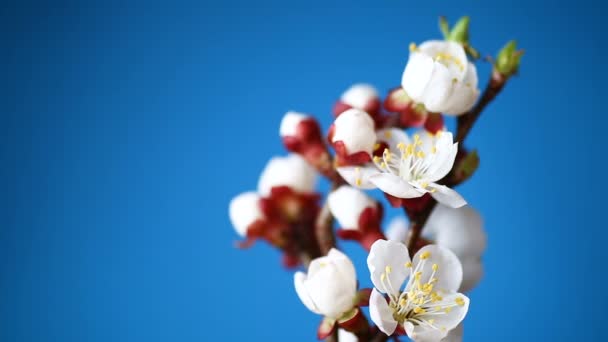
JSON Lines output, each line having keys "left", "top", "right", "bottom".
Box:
{"left": 294, "top": 272, "right": 322, "bottom": 314}
{"left": 257, "top": 154, "right": 318, "bottom": 196}
{"left": 341, "top": 83, "right": 379, "bottom": 109}
{"left": 402, "top": 52, "right": 435, "bottom": 102}
{"left": 338, "top": 329, "right": 359, "bottom": 342}
{"left": 332, "top": 108, "right": 376, "bottom": 155}
{"left": 418, "top": 40, "right": 467, "bottom": 81}
{"left": 367, "top": 239, "right": 410, "bottom": 297}
{"left": 425, "top": 133, "right": 458, "bottom": 183}
{"left": 385, "top": 216, "right": 409, "bottom": 243}
{"left": 423, "top": 205, "right": 486, "bottom": 259}
{"left": 420, "top": 62, "right": 454, "bottom": 114}
{"left": 441, "top": 324, "right": 464, "bottom": 342}
{"left": 369, "top": 288, "right": 398, "bottom": 336}
{"left": 424, "top": 293, "right": 469, "bottom": 333}
{"left": 279, "top": 111, "right": 308, "bottom": 138}
{"left": 327, "top": 248, "right": 358, "bottom": 290}
{"left": 404, "top": 321, "right": 447, "bottom": 342}
{"left": 228, "top": 192, "right": 263, "bottom": 237}
{"left": 429, "top": 184, "right": 466, "bottom": 208}
{"left": 411, "top": 245, "right": 462, "bottom": 292}
{"left": 336, "top": 164, "right": 379, "bottom": 189}
{"left": 328, "top": 185, "right": 376, "bottom": 229}
{"left": 442, "top": 63, "right": 479, "bottom": 116}
{"left": 369, "top": 173, "right": 424, "bottom": 199}
{"left": 459, "top": 257, "right": 483, "bottom": 293}
{"left": 376, "top": 128, "right": 411, "bottom": 151}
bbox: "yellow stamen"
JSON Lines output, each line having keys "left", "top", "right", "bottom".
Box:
{"left": 420, "top": 251, "right": 431, "bottom": 260}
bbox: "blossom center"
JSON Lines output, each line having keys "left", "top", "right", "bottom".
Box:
{"left": 373, "top": 133, "right": 440, "bottom": 189}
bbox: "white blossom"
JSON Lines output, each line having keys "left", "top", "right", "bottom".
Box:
{"left": 402, "top": 41, "right": 479, "bottom": 115}
{"left": 294, "top": 249, "right": 358, "bottom": 319}
{"left": 228, "top": 192, "right": 263, "bottom": 237}
{"left": 338, "top": 129, "right": 466, "bottom": 208}
{"left": 257, "top": 154, "right": 317, "bottom": 196}
{"left": 328, "top": 185, "right": 376, "bottom": 229}
{"left": 367, "top": 240, "right": 469, "bottom": 341}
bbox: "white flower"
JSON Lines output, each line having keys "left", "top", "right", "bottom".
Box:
{"left": 384, "top": 205, "right": 486, "bottom": 292}
{"left": 367, "top": 240, "right": 469, "bottom": 341}
{"left": 328, "top": 185, "right": 376, "bottom": 229}
{"left": 402, "top": 41, "right": 479, "bottom": 116}
{"left": 228, "top": 192, "right": 263, "bottom": 237}
{"left": 294, "top": 248, "right": 358, "bottom": 319}
{"left": 332, "top": 108, "right": 376, "bottom": 156}
{"left": 338, "top": 129, "right": 465, "bottom": 208}
{"left": 280, "top": 111, "right": 309, "bottom": 138}
{"left": 340, "top": 83, "right": 379, "bottom": 110}
{"left": 257, "top": 154, "right": 317, "bottom": 196}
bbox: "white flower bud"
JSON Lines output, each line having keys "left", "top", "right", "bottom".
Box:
{"left": 279, "top": 111, "right": 308, "bottom": 138}
{"left": 340, "top": 83, "right": 379, "bottom": 110}
{"left": 257, "top": 154, "right": 317, "bottom": 196}
{"left": 402, "top": 40, "right": 479, "bottom": 115}
{"left": 294, "top": 249, "right": 358, "bottom": 319}
{"left": 332, "top": 108, "right": 376, "bottom": 155}
{"left": 328, "top": 185, "right": 376, "bottom": 229}
{"left": 228, "top": 192, "right": 263, "bottom": 237}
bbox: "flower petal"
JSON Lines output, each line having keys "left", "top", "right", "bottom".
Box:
{"left": 442, "top": 62, "right": 479, "bottom": 116}
{"left": 367, "top": 239, "right": 410, "bottom": 297}
{"left": 424, "top": 293, "right": 469, "bottom": 333}
{"left": 460, "top": 257, "right": 483, "bottom": 293}
{"left": 411, "top": 245, "right": 462, "bottom": 292}
{"left": 229, "top": 192, "right": 263, "bottom": 237}
{"left": 423, "top": 205, "right": 486, "bottom": 259}
{"left": 429, "top": 184, "right": 466, "bottom": 208}
{"left": 442, "top": 324, "right": 464, "bottom": 342}
{"left": 341, "top": 83, "right": 379, "bottom": 109}
{"left": 376, "top": 128, "right": 411, "bottom": 151}
{"left": 369, "top": 288, "right": 398, "bottom": 336}
{"left": 402, "top": 52, "right": 435, "bottom": 101}
{"left": 294, "top": 272, "right": 321, "bottom": 314}
{"left": 404, "top": 321, "right": 447, "bottom": 342}
{"left": 336, "top": 164, "right": 379, "bottom": 189}
{"left": 327, "top": 248, "right": 358, "bottom": 291}
{"left": 257, "top": 154, "right": 318, "bottom": 196}
{"left": 385, "top": 216, "right": 409, "bottom": 243}
{"left": 419, "top": 62, "right": 453, "bottom": 114}
{"left": 338, "top": 329, "right": 359, "bottom": 342}
{"left": 418, "top": 40, "right": 467, "bottom": 82}
{"left": 369, "top": 173, "right": 424, "bottom": 199}
{"left": 328, "top": 186, "right": 376, "bottom": 229}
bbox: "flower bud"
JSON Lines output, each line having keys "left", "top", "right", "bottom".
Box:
{"left": 280, "top": 111, "right": 323, "bottom": 152}
{"left": 496, "top": 40, "right": 523, "bottom": 78}
{"left": 334, "top": 83, "right": 380, "bottom": 117}
{"left": 330, "top": 109, "right": 376, "bottom": 165}
{"left": 328, "top": 185, "right": 376, "bottom": 229}
{"left": 257, "top": 154, "right": 317, "bottom": 196}
{"left": 294, "top": 248, "right": 358, "bottom": 319}
{"left": 229, "top": 192, "right": 263, "bottom": 237}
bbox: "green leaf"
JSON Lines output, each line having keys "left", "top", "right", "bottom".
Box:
{"left": 454, "top": 149, "right": 480, "bottom": 183}
{"left": 448, "top": 16, "right": 470, "bottom": 44}
{"left": 496, "top": 40, "right": 524, "bottom": 77}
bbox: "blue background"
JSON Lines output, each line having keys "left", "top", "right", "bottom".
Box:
{"left": 1, "top": 1, "right": 603, "bottom": 341}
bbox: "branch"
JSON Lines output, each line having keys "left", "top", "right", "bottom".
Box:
{"left": 404, "top": 69, "right": 511, "bottom": 257}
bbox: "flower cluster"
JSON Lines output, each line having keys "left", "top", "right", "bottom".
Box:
{"left": 228, "top": 15, "right": 520, "bottom": 342}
